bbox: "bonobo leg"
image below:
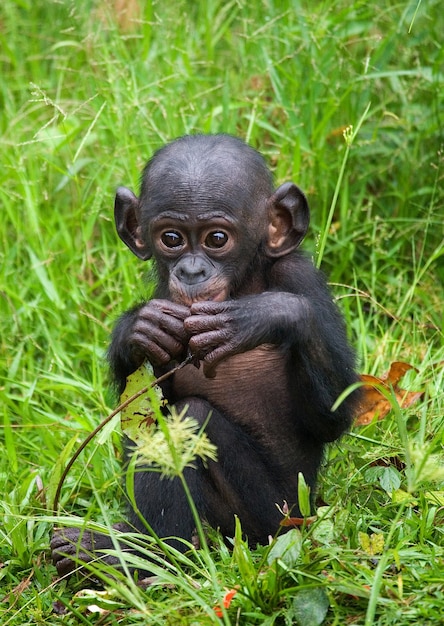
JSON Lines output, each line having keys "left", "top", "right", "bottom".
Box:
{"left": 52, "top": 398, "right": 295, "bottom": 577}
{"left": 128, "top": 398, "right": 296, "bottom": 546}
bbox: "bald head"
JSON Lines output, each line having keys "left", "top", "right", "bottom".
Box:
{"left": 140, "top": 134, "right": 274, "bottom": 219}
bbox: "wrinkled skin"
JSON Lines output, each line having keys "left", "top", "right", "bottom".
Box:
{"left": 51, "top": 134, "right": 359, "bottom": 578}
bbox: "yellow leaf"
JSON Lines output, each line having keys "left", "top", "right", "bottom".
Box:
{"left": 120, "top": 363, "right": 165, "bottom": 443}
{"left": 358, "top": 532, "right": 384, "bottom": 556}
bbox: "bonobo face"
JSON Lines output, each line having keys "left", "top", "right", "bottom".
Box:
{"left": 149, "top": 205, "right": 244, "bottom": 306}
{"left": 144, "top": 140, "right": 269, "bottom": 304}
{"left": 114, "top": 134, "right": 309, "bottom": 305}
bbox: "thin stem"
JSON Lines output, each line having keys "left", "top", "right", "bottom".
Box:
{"left": 316, "top": 102, "right": 371, "bottom": 268}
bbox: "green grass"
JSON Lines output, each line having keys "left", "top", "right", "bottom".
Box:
{"left": 0, "top": 0, "right": 443, "bottom": 623}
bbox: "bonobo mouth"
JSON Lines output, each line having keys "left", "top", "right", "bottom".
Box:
{"left": 170, "top": 286, "right": 228, "bottom": 306}
{"left": 187, "top": 290, "right": 227, "bottom": 306}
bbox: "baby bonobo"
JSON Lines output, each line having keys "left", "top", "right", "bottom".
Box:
{"left": 52, "top": 134, "right": 359, "bottom": 577}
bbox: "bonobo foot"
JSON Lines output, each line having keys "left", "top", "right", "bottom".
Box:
{"left": 51, "top": 523, "right": 129, "bottom": 578}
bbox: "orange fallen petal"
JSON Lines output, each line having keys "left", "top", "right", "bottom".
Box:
{"left": 223, "top": 589, "right": 238, "bottom": 608}
{"left": 213, "top": 588, "right": 238, "bottom": 617}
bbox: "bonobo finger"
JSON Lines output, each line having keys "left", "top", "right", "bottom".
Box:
{"left": 188, "top": 329, "right": 230, "bottom": 355}
{"left": 189, "top": 301, "right": 227, "bottom": 315}
{"left": 160, "top": 316, "right": 190, "bottom": 342}
{"left": 148, "top": 300, "right": 190, "bottom": 320}
{"left": 132, "top": 330, "right": 176, "bottom": 355}
{"left": 201, "top": 343, "right": 237, "bottom": 378}
{"left": 184, "top": 313, "right": 227, "bottom": 334}
{"left": 132, "top": 332, "right": 178, "bottom": 365}
{"left": 134, "top": 314, "right": 188, "bottom": 344}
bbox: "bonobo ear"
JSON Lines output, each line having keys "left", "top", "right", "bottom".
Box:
{"left": 114, "top": 186, "right": 151, "bottom": 260}
{"left": 265, "top": 182, "right": 310, "bottom": 257}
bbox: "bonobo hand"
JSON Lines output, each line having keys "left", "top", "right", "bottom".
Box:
{"left": 185, "top": 293, "right": 304, "bottom": 376}
{"left": 130, "top": 300, "right": 190, "bottom": 367}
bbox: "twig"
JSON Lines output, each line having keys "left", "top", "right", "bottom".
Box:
{"left": 52, "top": 356, "right": 194, "bottom": 514}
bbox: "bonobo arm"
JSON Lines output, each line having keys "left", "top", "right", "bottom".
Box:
{"left": 271, "top": 254, "right": 359, "bottom": 440}
{"left": 108, "top": 300, "right": 190, "bottom": 393}
{"left": 185, "top": 255, "right": 359, "bottom": 440}
{"left": 185, "top": 293, "right": 309, "bottom": 362}
{"left": 185, "top": 291, "right": 318, "bottom": 373}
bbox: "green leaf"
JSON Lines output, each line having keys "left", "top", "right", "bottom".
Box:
{"left": 379, "top": 466, "right": 401, "bottom": 494}
{"left": 364, "top": 466, "right": 401, "bottom": 494}
{"left": 291, "top": 587, "right": 330, "bottom": 626}
{"left": 267, "top": 529, "right": 302, "bottom": 568}
{"left": 297, "top": 472, "right": 311, "bottom": 517}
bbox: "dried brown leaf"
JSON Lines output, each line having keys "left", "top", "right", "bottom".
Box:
{"left": 355, "top": 361, "right": 423, "bottom": 426}
{"left": 280, "top": 516, "right": 316, "bottom": 527}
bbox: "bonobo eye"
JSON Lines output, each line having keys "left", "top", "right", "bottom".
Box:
{"left": 161, "top": 231, "right": 184, "bottom": 248}
{"left": 205, "top": 231, "right": 229, "bottom": 249}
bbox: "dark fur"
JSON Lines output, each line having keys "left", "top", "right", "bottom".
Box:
{"left": 52, "top": 134, "right": 359, "bottom": 576}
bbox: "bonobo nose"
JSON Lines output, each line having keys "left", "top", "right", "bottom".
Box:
{"left": 174, "top": 256, "right": 210, "bottom": 285}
